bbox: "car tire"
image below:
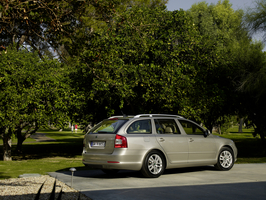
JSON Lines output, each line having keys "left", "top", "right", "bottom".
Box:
{"left": 101, "top": 169, "right": 119, "bottom": 175}
{"left": 141, "top": 151, "right": 165, "bottom": 178}
{"left": 215, "top": 147, "right": 234, "bottom": 171}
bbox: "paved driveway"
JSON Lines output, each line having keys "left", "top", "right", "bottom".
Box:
{"left": 49, "top": 164, "right": 266, "bottom": 200}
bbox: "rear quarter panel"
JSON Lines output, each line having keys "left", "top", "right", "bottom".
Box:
{"left": 124, "top": 134, "right": 166, "bottom": 167}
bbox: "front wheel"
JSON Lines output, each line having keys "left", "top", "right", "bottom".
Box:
{"left": 215, "top": 147, "right": 234, "bottom": 171}
{"left": 141, "top": 151, "right": 165, "bottom": 178}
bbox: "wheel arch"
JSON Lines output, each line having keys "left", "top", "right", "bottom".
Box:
{"left": 217, "top": 145, "right": 233, "bottom": 156}
{"left": 222, "top": 145, "right": 233, "bottom": 152}
{"left": 142, "top": 148, "right": 168, "bottom": 168}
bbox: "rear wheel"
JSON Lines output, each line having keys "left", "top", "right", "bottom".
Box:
{"left": 215, "top": 147, "right": 234, "bottom": 171}
{"left": 101, "top": 169, "right": 119, "bottom": 175}
{"left": 141, "top": 151, "right": 165, "bottom": 178}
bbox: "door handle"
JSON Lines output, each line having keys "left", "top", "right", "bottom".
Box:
{"left": 159, "top": 138, "right": 165, "bottom": 142}
{"left": 189, "top": 138, "right": 194, "bottom": 142}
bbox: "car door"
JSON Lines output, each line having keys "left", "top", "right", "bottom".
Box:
{"left": 154, "top": 118, "right": 188, "bottom": 164}
{"left": 178, "top": 119, "right": 217, "bottom": 164}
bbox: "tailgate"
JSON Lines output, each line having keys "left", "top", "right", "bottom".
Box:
{"left": 83, "top": 118, "right": 128, "bottom": 154}
{"left": 84, "top": 133, "right": 116, "bottom": 154}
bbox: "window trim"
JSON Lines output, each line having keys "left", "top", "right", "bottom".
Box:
{"left": 89, "top": 119, "right": 128, "bottom": 134}
{"left": 154, "top": 118, "right": 181, "bottom": 135}
{"left": 178, "top": 119, "right": 205, "bottom": 136}
{"left": 126, "top": 119, "right": 152, "bottom": 134}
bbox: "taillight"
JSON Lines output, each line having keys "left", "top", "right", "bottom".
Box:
{"left": 115, "top": 134, "right": 128, "bottom": 148}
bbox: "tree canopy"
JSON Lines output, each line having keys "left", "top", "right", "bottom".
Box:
{"left": 245, "top": 0, "right": 266, "bottom": 42}
{"left": 70, "top": 1, "right": 248, "bottom": 132}
{"left": 1, "top": 0, "right": 266, "bottom": 160}
{"left": 186, "top": 0, "right": 248, "bottom": 129}
{"left": 237, "top": 42, "right": 266, "bottom": 143}
{"left": 0, "top": 46, "right": 72, "bottom": 160}
{"left": 238, "top": 0, "right": 266, "bottom": 143}
{"left": 0, "top": 0, "right": 168, "bottom": 60}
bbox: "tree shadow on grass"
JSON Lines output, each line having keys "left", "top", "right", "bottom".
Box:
{"left": 0, "top": 136, "right": 84, "bottom": 160}
{"left": 0, "top": 172, "right": 11, "bottom": 180}
{"left": 230, "top": 131, "right": 254, "bottom": 134}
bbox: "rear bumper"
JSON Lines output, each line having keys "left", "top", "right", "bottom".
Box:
{"left": 82, "top": 148, "right": 145, "bottom": 171}
{"left": 82, "top": 161, "right": 142, "bottom": 171}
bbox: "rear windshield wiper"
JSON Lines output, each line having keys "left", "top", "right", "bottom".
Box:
{"left": 97, "top": 131, "right": 113, "bottom": 133}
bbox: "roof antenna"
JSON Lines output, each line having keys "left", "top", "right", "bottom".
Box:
{"left": 121, "top": 110, "right": 127, "bottom": 118}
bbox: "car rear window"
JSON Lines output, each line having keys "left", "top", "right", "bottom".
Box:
{"left": 90, "top": 119, "right": 128, "bottom": 134}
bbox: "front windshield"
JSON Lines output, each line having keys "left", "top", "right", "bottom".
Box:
{"left": 90, "top": 119, "right": 128, "bottom": 134}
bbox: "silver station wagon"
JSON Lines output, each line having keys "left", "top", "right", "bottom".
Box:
{"left": 82, "top": 114, "right": 237, "bottom": 178}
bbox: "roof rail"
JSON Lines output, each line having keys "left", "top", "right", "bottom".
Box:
{"left": 108, "top": 115, "right": 134, "bottom": 119}
{"left": 108, "top": 116, "right": 123, "bottom": 119}
{"left": 134, "top": 114, "right": 183, "bottom": 118}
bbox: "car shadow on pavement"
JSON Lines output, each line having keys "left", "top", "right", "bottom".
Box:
{"left": 163, "top": 165, "right": 217, "bottom": 175}
{"left": 57, "top": 169, "right": 143, "bottom": 179}
{"left": 56, "top": 165, "right": 216, "bottom": 179}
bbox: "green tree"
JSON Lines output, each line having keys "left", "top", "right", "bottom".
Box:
{"left": 70, "top": 1, "right": 260, "bottom": 137}
{"left": 239, "top": 0, "right": 266, "bottom": 145}
{"left": 0, "top": 46, "right": 71, "bottom": 160}
{"left": 69, "top": 6, "right": 199, "bottom": 123}
{"left": 70, "top": 4, "right": 245, "bottom": 128}
{"left": 186, "top": 0, "right": 251, "bottom": 130}
{"left": 243, "top": 0, "right": 266, "bottom": 99}
{"left": 0, "top": 0, "right": 107, "bottom": 58}
{"left": 245, "top": 0, "right": 266, "bottom": 42}
{"left": 0, "top": 0, "right": 167, "bottom": 60}
{"left": 59, "top": 0, "right": 168, "bottom": 61}
{"left": 237, "top": 41, "right": 266, "bottom": 145}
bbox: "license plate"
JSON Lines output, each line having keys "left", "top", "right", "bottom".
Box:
{"left": 91, "top": 141, "right": 105, "bottom": 147}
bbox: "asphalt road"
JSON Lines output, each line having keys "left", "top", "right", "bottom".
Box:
{"left": 48, "top": 163, "right": 266, "bottom": 200}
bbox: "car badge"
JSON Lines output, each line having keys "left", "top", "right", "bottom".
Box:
{"left": 95, "top": 136, "right": 98, "bottom": 138}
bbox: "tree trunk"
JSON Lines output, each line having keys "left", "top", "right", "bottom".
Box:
{"left": 254, "top": 125, "right": 266, "bottom": 151}
{"left": 16, "top": 130, "right": 26, "bottom": 154}
{"left": 217, "top": 124, "right": 222, "bottom": 135}
{"left": 2, "top": 132, "right": 12, "bottom": 161}
{"left": 238, "top": 118, "right": 244, "bottom": 133}
{"left": 259, "top": 130, "right": 266, "bottom": 144}
{"left": 203, "top": 118, "right": 213, "bottom": 134}
{"left": 15, "top": 122, "right": 39, "bottom": 153}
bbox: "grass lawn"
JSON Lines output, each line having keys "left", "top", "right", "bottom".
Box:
{"left": 0, "top": 129, "right": 88, "bottom": 179}
{"left": 0, "top": 126, "right": 265, "bottom": 180}
{"left": 0, "top": 157, "right": 88, "bottom": 180}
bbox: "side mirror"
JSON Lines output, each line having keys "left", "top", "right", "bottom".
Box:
{"left": 204, "top": 130, "right": 210, "bottom": 138}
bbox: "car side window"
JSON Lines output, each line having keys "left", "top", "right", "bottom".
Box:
{"left": 179, "top": 120, "right": 204, "bottom": 135}
{"left": 155, "top": 119, "right": 181, "bottom": 134}
{"left": 127, "top": 120, "right": 152, "bottom": 134}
